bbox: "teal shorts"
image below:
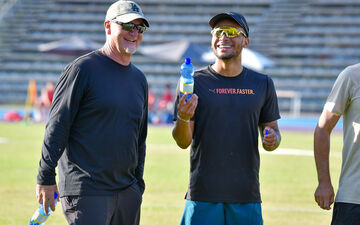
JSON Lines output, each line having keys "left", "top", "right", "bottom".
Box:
{"left": 180, "top": 200, "right": 263, "bottom": 225}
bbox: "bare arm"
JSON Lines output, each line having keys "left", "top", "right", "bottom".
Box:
{"left": 314, "top": 109, "right": 340, "bottom": 210}
{"left": 259, "top": 120, "right": 281, "bottom": 151}
{"left": 172, "top": 94, "right": 198, "bottom": 149}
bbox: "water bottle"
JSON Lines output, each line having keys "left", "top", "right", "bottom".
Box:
{"left": 179, "top": 57, "right": 194, "bottom": 101}
{"left": 30, "top": 192, "right": 58, "bottom": 225}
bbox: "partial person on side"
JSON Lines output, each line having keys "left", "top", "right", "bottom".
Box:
{"left": 314, "top": 63, "right": 360, "bottom": 225}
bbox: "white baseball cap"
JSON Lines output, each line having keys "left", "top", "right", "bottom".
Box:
{"left": 105, "top": 0, "right": 149, "bottom": 27}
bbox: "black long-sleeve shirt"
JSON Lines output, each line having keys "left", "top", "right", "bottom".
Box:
{"left": 37, "top": 51, "right": 148, "bottom": 196}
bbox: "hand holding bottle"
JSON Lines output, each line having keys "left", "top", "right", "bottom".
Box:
{"left": 177, "top": 93, "right": 198, "bottom": 122}
{"left": 36, "top": 184, "right": 59, "bottom": 214}
{"left": 30, "top": 188, "right": 59, "bottom": 225}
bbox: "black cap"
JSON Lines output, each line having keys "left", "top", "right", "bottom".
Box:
{"left": 209, "top": 12, "right": 249, "bottom": 37}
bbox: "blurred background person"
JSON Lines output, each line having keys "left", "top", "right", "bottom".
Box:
{"left": 34, "top": 82, "right": 54, "bottom": 122}
{"left": 158, "top": 83, "right": 174, "bottom": 124}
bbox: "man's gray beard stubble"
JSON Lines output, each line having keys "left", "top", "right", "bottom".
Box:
{"left": 125, "top": 46, "right": 137, "bottom": 54}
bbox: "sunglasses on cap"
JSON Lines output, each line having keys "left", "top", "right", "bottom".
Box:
{"left": 211, "top": 26, "right": 247, "bottom": 38}
{"left": 111, "top": 21, "right": 147, "bottom": 34}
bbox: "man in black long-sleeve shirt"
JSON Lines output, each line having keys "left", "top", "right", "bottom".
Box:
{"left": 35, "top": 1, "right": 149, "bottom": 224}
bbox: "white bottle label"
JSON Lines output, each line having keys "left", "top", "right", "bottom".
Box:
{"left": 180, "top": 83, "right": 193, "bottom": 94}
{"left": 180, "top": 77, "right": 193, "bottom": 94}
{"left": 31, "top": 210, "right": 47, "bottom": 224}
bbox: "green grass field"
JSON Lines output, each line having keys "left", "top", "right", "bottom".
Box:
{"left": 0, "top": 123, "right": 343, "bottom": 225}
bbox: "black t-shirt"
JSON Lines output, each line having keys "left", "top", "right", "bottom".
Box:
{"left": 175, "top": 65, "right": 280, "bottom": 203}
{"left": 37, "top": 51, "right": 148, "bottom": 196}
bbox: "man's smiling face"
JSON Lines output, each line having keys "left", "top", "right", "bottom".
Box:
{"left": 211, "top": 19, "right": 248, "bottom": 60}
{"left": 110, "top": 18, "right": 144, "bottom": 55}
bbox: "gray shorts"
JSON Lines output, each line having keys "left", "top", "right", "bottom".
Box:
{"left": 61, "top": 183, "right": 142, "bottom": 225}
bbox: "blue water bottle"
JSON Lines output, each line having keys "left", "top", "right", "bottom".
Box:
{"left": 179, "top": 57, "right": 194, "bottom": 101}
{"left": 30, "top": 192, "right": 58, "bottom": 225}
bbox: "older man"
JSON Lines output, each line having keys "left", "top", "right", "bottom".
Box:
{"left": 34, "top": 1, "right": 149, "bottom": 224}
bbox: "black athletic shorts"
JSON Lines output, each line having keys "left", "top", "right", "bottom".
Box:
{"left": 331, "top": 202, "right": 360, "bottom": 225}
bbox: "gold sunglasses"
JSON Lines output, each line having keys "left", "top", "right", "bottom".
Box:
{"left": 211, "top": 26, "right": 247, "bottom": 38}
